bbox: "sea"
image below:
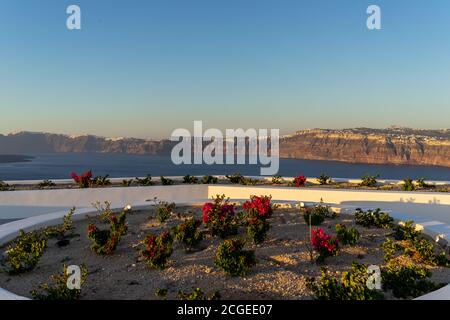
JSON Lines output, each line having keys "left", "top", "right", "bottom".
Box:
{"left": 1, "top": 153, "right": 450, "bottom": 181}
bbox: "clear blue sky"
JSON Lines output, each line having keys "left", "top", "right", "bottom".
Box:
{"left": 1, "top": 0, "right": 449, "bottom": 139}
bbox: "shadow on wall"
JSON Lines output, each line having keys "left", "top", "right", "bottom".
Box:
{"left": 341, "top": 201, "right": 450, "bottom": 224}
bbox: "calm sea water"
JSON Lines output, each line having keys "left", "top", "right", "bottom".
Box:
{"left": 0, "top": 153, "right": 449, "bottom": 181}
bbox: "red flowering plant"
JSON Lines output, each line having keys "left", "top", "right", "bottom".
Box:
{"left": 202, "top": 194, "right": 238, "bottom": 238}
{"left": 242, "top": 195, "right": 273, "bottom": 244}
{"left": 293, "top": 175, "right": 307, "bottom": 187}
{"left": 87, "top": 210, "right": 128, "bottom": 255}
{"left": 70, "top": 170, "right": 93, "bottom": 188}
{"left": 311, "top": 227, "right": 339, "bottom": 263}
{"left": 139, "top": 231, "right": 174, "bottom": 269}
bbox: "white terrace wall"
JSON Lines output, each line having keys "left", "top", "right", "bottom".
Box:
{"left": 0, "top": 185, "right": 207, "bottom": 220}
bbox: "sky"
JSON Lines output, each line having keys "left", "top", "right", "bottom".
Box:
{"left": 0, "top": 0, "right": 449, "bottom": 139}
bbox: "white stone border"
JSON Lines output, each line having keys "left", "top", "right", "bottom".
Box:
{"left": 0, "top": 185, "right": 449, "bottom": 300}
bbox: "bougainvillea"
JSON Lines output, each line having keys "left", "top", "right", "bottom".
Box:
{"left": 293, "top": 175, "right": 307, "bottom": 187}
{"left": 70, "top": 170, "right": 93, "bottom": 188}
{"left": 202, "top": 195, "right": 238, "bottom": 238}
{"left": 139, "top": 231, "right": 174, "bottom": 269}
{"left": 242, "top": 195, "right": 273, "bottom": 244}
{"left": 311, "top": 228, "right": 339, "bottom": 263}
{"left": 173, "top": 218, "right": 204, "bottom": 249}
{"left": 87, "top": 210, "right": 127, "bottom": 255}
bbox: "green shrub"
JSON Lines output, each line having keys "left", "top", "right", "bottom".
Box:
{"left": 226, "top": 173, "right": 245, "bottom": 184}
{"left": 122, "top": 179, "right": 134, "bottom": 187}
{"left": 416, "top": 178, "right": 434, "bottom": 189}
{"left": 202, "top": 195, "right": 238, "bottom": 238}
{"left": 392, "top": 221, "right": 420, "bottom": 241}
{"left": 42, "top": 207, "right": 76, "bottom": 245}
{"left": 173, "top": 218, "right": 204, "bottom": 249}
{"left": 156, "top": 201, "right": 176, "bottom": 223}
{"left": 302, "top": 205, "right": 329, "bottom": 226}
{"left": 38, "top": 180, "right": 56, "bottom": 189}
{"left": 271, "top": 175, "right": 284, "bottom": 184}
{"left": 0, "top": 181, "right": 10, "bottom": 191}
{"left": 402, "top": 178, "right": 416, "bottom": 191}
{"left": 182, "top": 175, "right": 199, "bottom": 184}
{"left": 382, "top": 263, "right": 442, "bottom": 299}
{"left": 215, "top": 238, "right": 256, "bottom": 276}
{"left": 381, "top": 238, "right": 401, "bottom": 262}
{"left": 3, "top": 230, "right": 47, "bottom": 274}
{"left": 360, "top": 174, "right": 379, "bottom": 187}
{"left": 246, "top": 218, "right": 270, "bottom": 245}
{"left": 140, "top": 231, "right": 174, "bottom": 269}
{"left": 317, "top": 173, "right": 331, "bottom": 185}
{"left": 202, "top": 175, "right": 218, "bottom": 184}
{"left": 31, "top": 265, "right": 88, "bottom": 300}
{"left": 93, "top": 175, "right": 111, "bottom": 186}
{"left": 135, "top": 175, "right": 154, "bottom": 186}
{"left": 178, "top": 288, "right": 221, "bottom": 300}
{"left": 335, "top": 224, "right": 360, "bottom": 246}
{"left": 87, "top": 210, "right": 127, "bottom": 255}
{"left": 354, "top": 208, "right": 393, "bottom": 229}
{"left": 160, "top": 176, "right": 175, "bottom": 185}
{"left": 306, "top": 263, "right": 384, "bottom": 300}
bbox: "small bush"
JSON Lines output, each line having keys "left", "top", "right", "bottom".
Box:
{"left": 402, "top": 178, "right": 416, "bottom": 191}
{"left": 93, "top": 175, "right": 111, "bottom": 186}
{"left": 160, "top": 176, "right": 175, "bottom": 185}
{"left": 122, "top": 178, "right": 134, "bottom": 186}
{"left": 306, "top": 263, "right": 384, "bottom": 300}
{"left": 293, "top": 175, "right": 307, "bottom": 187}
{"left": 135, "top": 175, "right": 154, "bottom": 186}
{"left": 42, "top": 207, "right": 76, "bottom": 245}
{"left": 360, "top": 174, "right": 379, "bottom": 187}
{"left": 271, "top": 175, "right": 283, "bottom": 184}
{"left": 3, "top": 230, "right": 47, "bottom": 274}
{"left": 381, "top": 238, "right": 401, "bottom": 262}
{"left": 382, "top": 263, "right": 442, "bottom": 299}
{"left": 226, "top": 173, "right": 245, "bottom": 184}
{"left": 392, "top": 221, "right": 420, "bottom": 241}
{"left": 317, "top": 173, "right": 331, "bottom": 185}
{"left": 202, "top": 175, "right": 218, "bottom": 184}
{"left": 202, "top": 195, "right": 238, "bottom": 238}
{"left": 178, "top": 288, "right": 221, "bottom": 300}
{"left": 87, "top": 210, "right": 127, "bottom": 255}
{"left": 183, "top": 175, "right": 199, "bottom": 184}
{"left": 416, "top": 178, "right": 434, "bottom": 189}
{"left": 302, "top": 205, "right": 329, "bottom": 226}
{"left": 335, "top": 224, "right": 360, "bottom": 246}
{"left": 156, "top": 201, "right": 176, "bottom": 223}
{"left": 38, "top": 180, "right": 56, "bottom": 189}
{"left": 173, "top": 218, "right": 204, "bottom": 249}
{"left": 311, "top": 227, "right": 339, "bottom": 263}
{"left": 354, "top": 208, "right": 393, "bottom": 229}
{"left": 139, "top": 231, "right": 174, "bottom": 269}
{"left": 215, "top": 238, "right": 256, "bottom": 276}
{"left": 242, "top": 195, "right": 273, "bottom": 244}
{"left": 31, "top": 265, "right": 88, "bottom": 300}
{"left": 70, "top": 170, "right": 93, "bottom": 188}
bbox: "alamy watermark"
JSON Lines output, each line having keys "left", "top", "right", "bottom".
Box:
{"left": 170, "top": 121, "right": 279, "bottom": 176}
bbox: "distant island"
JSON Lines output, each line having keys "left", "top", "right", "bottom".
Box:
{"left": 0, "top": 154, "right": 33, "bottom": 163}
{"left": 0, "top": 127, "right": 449, "bottom": 168}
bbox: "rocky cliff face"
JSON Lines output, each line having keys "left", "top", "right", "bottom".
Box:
{"left": 1, "top": 128, "right": 450, "bottom": 167}
{"left": 280, "top": 128, "right": 450, "bottom": 167}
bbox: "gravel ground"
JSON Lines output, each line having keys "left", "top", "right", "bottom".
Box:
{"left": 0, "top": 205, "right": 449, "bottom": 300}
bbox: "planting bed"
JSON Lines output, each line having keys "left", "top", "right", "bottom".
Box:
{"left": 1, "top": 203, "right": 449, "bottom": 300}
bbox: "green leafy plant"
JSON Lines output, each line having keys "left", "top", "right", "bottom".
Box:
{"left": 155, "top": 288, "right": 168, "bottom": 298}
{"left": 178, "top": 288, "right": 221, "bottom": 300}
{"left": 302, "top": 204, "right": 330, "bottom": 226}
{"left": 31, "top": 265, "right": 88, "bottom": 300}
{"left": 202, "top": 175, "right": 218, "bottom": 184}
{"left": 139, "top": 231, "right": 174, "bottom": 269}
{"left": 92, "top": 200, "right": 115, "bottom": 222}
{"left": 156, "top": 201, "right": 176, "bottom": 223}
{"left": 271, "top": 175, "right": 284, "bottom": 184}
{"left": 38, "top": 179, "right": 56, "bottom": 189}
{"left": 311, "top": 227, "right": 339, "bottom": 263}
{"left": 392, "top": 221, "right": 420, "bottom": 241}
{"left": 354, "top": 208, "right": 393, "bottom": 229}
{"left": 215, "top": 238, "right": 256, "bottom": 276}
{"left": 360, "top": 174, "right": 379, "bottom": 187}
{"left": 381, "top": 238, "right": 401, "bottom": 262}
{"left": 135, "top": 175, "right": 154, "bottom": 186}
{"left": 87, "top": 210, "right": 127, "bottom": 255}
{"left": 382, "top": 263, "right": 442, "bottom": 299}
{"left": 335, "top": 224, "right": 360, "bottom": 246}
{"left": 93, "top": 174, "right": 111, "bottom": 186}
{"left": 3, "top": 230, "right": 47, "bottom": 274}
{"left": 306, "top": 263, "right": 384, "bottom": 300}
{"left": 226, "top": 173, "right": 245, "bottom": 184}
{"left": 317, "top": 173, "right": 331, "bottom": 185}
{"left": 122, "top": 178, "right": 134, "bottom": 187}
{"left": 402, "top": 178, "right": 416, "bottom": 191}
{"left": 242, "top": 195, "right": 273, "bottom": 244}
{"left": 416, "top": 178, "right": 434, "bottom": 189}
{"left": 160, "top": 176, "right": 175, "bottom": 185}
{"left": 0, "top": 180, "right": 10, "bottom": 191}
{"left": 173, "top": 218, "right": 204, "bottom": 249}
{"left": 42, "top": 207, "right": 76, "bottom": 246}
{"left": 202, "top": 195, "right": 238, "bottom": 238}
{"left": 183, "top": 175, "right": 199, "bottom": 184}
